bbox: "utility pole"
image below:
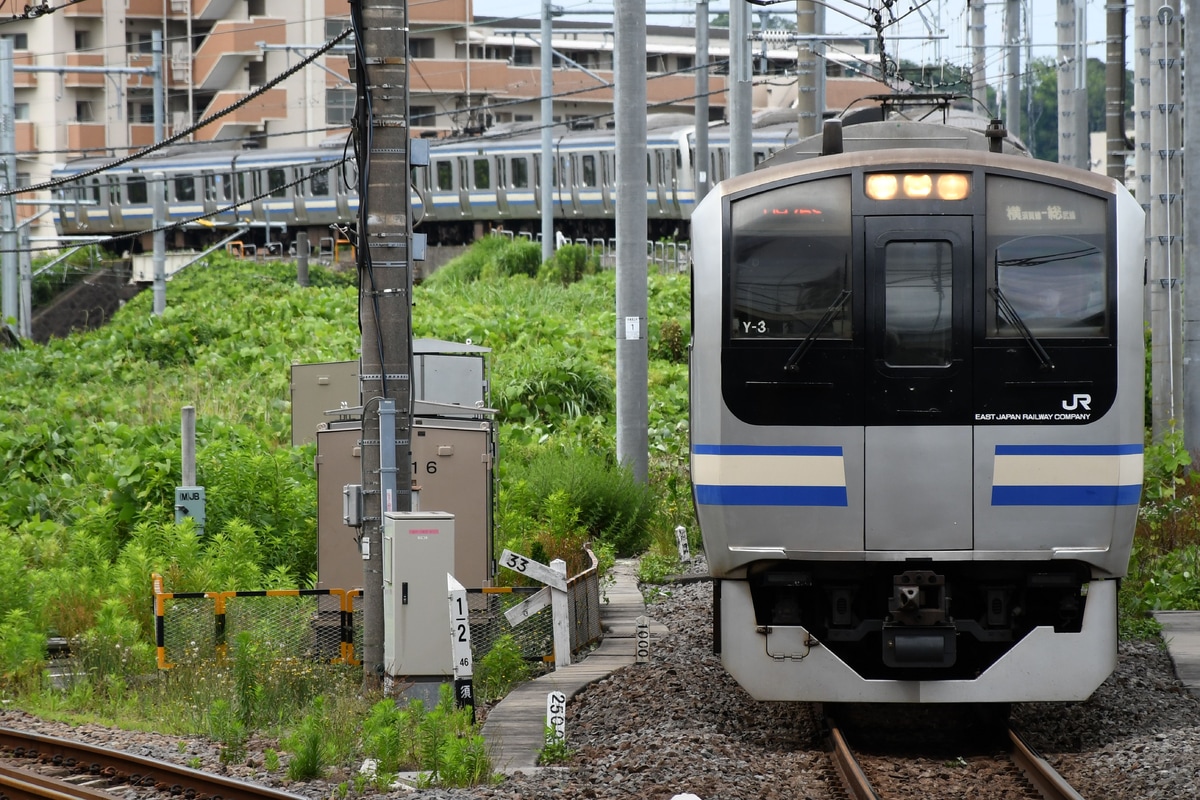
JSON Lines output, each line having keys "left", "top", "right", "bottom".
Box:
{"left": 969, "top": 0, "right": 987, "bottom": 114}
{"left": 355, "top": 0, "right": 414, "bottom": 686}
{"left": 1004, "top": 0, "right": 1021, "bottom": 143}
{"left": 1185, "top": 0, "right": 1200, "bottom": 454}
{"left": 1104, "top": 2, "right": 1128, "bottom": 182}
{"left": 1056, "top": 0, "right": 1080, "bottom": 168}
{"left": 730, "top": 0, "right": 752, "bottom": 177}
{"left": 1134, "top": 0, "right": 1151, "bottom": 207}
{"left": 615, "top": 0, "right": 648, "bottom": 483}
{"left": 794, "top": 1, "right": 819, "bottom": 138}
{"left": 1148, "top": 2, "right": 1182, "bottom": 439}
{"left": 0, "top": 39, "right": 16, "bottom": 335}
{"left": 541, "top": 0, "right": 554, "bottom": 263}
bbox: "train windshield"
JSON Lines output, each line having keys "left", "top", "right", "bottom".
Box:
{"left": 728, "top": 176, "right": 852, "bottom": 339}
{"left": 986, "top": 177, "right": 1109, "bottom": 338}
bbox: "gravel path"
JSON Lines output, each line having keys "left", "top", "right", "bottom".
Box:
{"left": 3, "top": 565, "right": 1200, "bottom": 799}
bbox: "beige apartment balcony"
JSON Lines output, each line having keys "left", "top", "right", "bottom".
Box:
{"left": 68, "top": 123, "right": 106, "bottom": 153}
{"left": 193, "top": 18, "right": 285, "bottom": 91}
{"left": 129, "top": 123, "right": 177, "bottom": 148}
{"left": 125, "top": 53, "right": 158, "bottom": 90}
{"left": 16, "top": 122, "right": 34, "bottom": 153}
{"left": 62, "top": 0, "right": 101, "bottom": 15}
{"left": 13, "top": 52, "right": 34, "bottom": 89}
{"left": 410, "top": 0, "right": 469, "bottom": 23}
{"left": 65, "top": 54, "right": 105, "bottom": 88}
{"left": 192, "top": 88, "right": 287, "bottom": 141}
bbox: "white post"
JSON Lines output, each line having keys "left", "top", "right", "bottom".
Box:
{"left": 546, "top": 690, "right": 566, "bottom": 742}
{"left": 635, "top": 615, "right": 650, "bottom": 663}
{"left": 550, "top": 557, "right": 571, "bottom": 668}
{"left": 448, "top": 574, "right": 475, "bottom": 716}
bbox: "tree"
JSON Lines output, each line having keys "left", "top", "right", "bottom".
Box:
{"left": 1018, "top": 56, "right": 1134, "bottom": 162}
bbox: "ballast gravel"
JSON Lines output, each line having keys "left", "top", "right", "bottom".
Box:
{"left": 2, "top": 561, "right": 1199, "bottom": 799}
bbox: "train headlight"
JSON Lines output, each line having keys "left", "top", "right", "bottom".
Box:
{"left": 903, "top": 173, "right": 933, "bottom": 198}
{"left": 936, "top": 173, "right": 970, "bottom": 200}
{"left": 865, "top": 174, "right": 899, "bottom": 200}
{"left": 865, "top": 172, "right": 970, "bottom": 201}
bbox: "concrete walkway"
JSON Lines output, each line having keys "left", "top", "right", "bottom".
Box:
{"left": 480, "top": 559, "right": 667, "bottom": 773}
{"left": 1154, "top": 611, "right": 1200, "bottom": 698}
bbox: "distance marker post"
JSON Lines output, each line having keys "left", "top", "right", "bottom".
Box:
{"left": 447, "top": 574, "right": 474, "bottom": 719}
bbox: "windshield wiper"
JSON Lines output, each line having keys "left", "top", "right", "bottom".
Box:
{"left": 989, "top": 287, "right": 1055, "bottom": 370}
{"left": 784, "top": 289, "right": 852, "bottom": 372}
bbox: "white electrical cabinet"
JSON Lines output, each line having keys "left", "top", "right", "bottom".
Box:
{"left": 382, "top": 511, "right": 456, "bottom": 678}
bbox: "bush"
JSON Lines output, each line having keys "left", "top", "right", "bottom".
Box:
{"left": 474, "top": 634, "right": 532, "bottom": 702}
{"left": 539, "top": 244, "right": 599, "bottom": 284}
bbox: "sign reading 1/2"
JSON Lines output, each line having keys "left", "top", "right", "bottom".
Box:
{"left": 499, "top": 549, "right": 568, "bottom": 592}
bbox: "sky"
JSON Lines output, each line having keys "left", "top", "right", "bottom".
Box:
{"left": 468, "top": 0, "right": 1134, "bottom": 82}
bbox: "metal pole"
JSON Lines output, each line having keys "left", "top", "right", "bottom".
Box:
{"left": 357, "top": 0, "right": 414, "bottom": 687}
{"left": 694, "top": 0, "right": 709, "bottom": 200}
{"left": 152, "top": 171, "right": 166, "bottom": 315}
{"left": 17, "top": 225, "right": 29, "bottom": 338}
{"left": 1057, "top": 0, "right": 1078, "bottom": 167}
{"left": 795, "top": 1, "right": 818, "bottom": 138}
{"left": 0, "top": 40, "right": 16, "bottom": 334}
{"left": 615, "top": 0, "right": 648, "bottom": 483}
{"left": 1075, "top": 4, "right": 1089, "bottom": 168}
{"left": 1005, "top": 0, "right": 1021, "bottom": 142}
{"left": 1105, "top": 2, "right": 1129, "bottom": 181}
{"left": 1184, "top": 0, "right": 1200, "bottom": 453}
{"left": 970, "top": 0, "right": 987, "bottom": 113}
{"left": 297, "top": 230, "right": 310, "bottom": 286}
{"left": 182, "top": 405, "right": 196, "bottom": 487}
{"left": 541, "top": 0, "right": 554, "bottom": 263}
{"left": 1148, "top": 2, "right": 1182, "bottom": 438}
{"left": 153, "top": 31, "right": 164, "bottom": 144}
{"left": 730, "top": 0, "right": 752, "bottom": 177}
{"left": 1135, "top": 0, "right": 1151, "bottom": 205}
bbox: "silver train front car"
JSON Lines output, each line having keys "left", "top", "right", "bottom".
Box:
{"left": 689, "top": 121, "right": 1145, "bottom": 704}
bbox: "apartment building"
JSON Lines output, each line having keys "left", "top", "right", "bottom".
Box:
{"left": 8, "top": 0, "right": 886, "bottom": 242}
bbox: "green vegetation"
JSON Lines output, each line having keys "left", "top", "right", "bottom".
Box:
{"left": 0, "top": 239, "right": 693, "bottom": 785}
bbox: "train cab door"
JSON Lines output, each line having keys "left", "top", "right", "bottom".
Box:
{"left": 600, "top": 153, "right": 614, "bottom": 214}
{"left": 862, "top": 217, "right": 974, "bottom": 552}
{"left": 293, "top": 167, "right": 310, "bottom": 224}
{"left": 106, "top": 176, "right": 124, "bottom": 228}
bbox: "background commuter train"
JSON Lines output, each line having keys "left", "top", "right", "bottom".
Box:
{"left": 689, "top": 104, "right": 1144, "bottom": 705}
{"left": 51, "top": 115, "right": 797, "bottom": 252}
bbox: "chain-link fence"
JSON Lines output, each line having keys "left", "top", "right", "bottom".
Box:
{"left": 153, "top": 545, "right": 602, "bottom": 670}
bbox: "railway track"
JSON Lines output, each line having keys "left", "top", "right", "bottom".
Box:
{"left": 0, "top": 728, "right": 306, "bottom": 800}
{"left": 825, "top": 716, "right": 1086, "bottom": 800}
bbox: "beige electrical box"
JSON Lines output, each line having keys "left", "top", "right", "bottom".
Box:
{"left": 303, "top": 340, "right": 495, "bottom": 591}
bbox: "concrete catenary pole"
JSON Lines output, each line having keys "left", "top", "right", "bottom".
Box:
{"left": 1185, "top": 0, "right": 1200, "bottom": 454}
{"left": 1135, "top": 0, "right": 1151, "bottom": 207}
{"left": 0, "top": 39, "right": 16, "bottom": 334}
{"left": 615, "top": 0, "right": 648, "bottom": 483}
{"left": 356, "top": 0, "right": 414, "bottom": 686}
{"left": 1005, "top": 0, "right": 1022, "bottom": 142}
{"left": 1057, "top": 0, "right": 1080, "bottom": 167}
{"left": 970, "top": 0, "right": 988, "bottom": 114}
{"left": 541, "top": 0, "right": 554, "bottom": 263}
{"left": 1105, "top": 2, "right": 1128, "bottom": 182}
{"left": 795, "top": 1, "right": 819, "bottom": 139}
{"left": 1148, "top": 2, "right": 1182, "bottom": 438}
{"left": 730, "top": 0, "right": 752, "bottom": 177}
{"left": 694, "top": 0, "right": 710, "bottom": 201}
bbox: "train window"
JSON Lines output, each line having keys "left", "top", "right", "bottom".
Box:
{"left": 107, "top": 177, "right": 119, "bottom": 204}
{"left": 310, "top": 168, "right": 329, "bottom": 196}
{"left": 581, "top": 155, "right": 596, "bottom": 187}
{"left": 435, "top": 161, "right": 453, "bottom": 191}
{"left": 511, "top": 157, "right": 529, "bottom": 188}
{"left": 90, "top": 178, "right": 101, "bottom": 205}
{"left": 728, "top": 176, "right": 853, "bottom": 339}
{"left": 175, "top": 176, "right": 195, "bottom": 202}
{"left": 495, "top": 158, "right": 506, "bottom": 189}
{"left": 127, "top": 175, "right": 147, "bottom": 204}
{"left": 203, "top": 175, "right": 218, "bottom": 202}
{"left": 883, "top": 240, "right": 953, "bottom": 367}
{"left": 986, "top": 177, "right": 1108, "bottom": 338}
{"left": 473, "top": 158, "right": 490, "bottom": 189}
{"left": 268, "top": 168, "right": 287, "bottom": 198}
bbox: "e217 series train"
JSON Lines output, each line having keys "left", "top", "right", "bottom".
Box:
{"left": 689, "top": 108, "right": 1144, "bottom": 704}
{"left": 50, "top": 115, "right": 798, "bottom": 251}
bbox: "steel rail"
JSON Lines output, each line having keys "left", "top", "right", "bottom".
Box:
{"left": 826, "top": 716, "right": 883, "bottom": 800}
{"left": 1008, "top": 727, "right": 1087, "bottom": 800}
{"left": 0, "top": 762, "right": 120, "bottom": 800}
{"left": 0, "top": 727, "right": 308, "bottom": 800}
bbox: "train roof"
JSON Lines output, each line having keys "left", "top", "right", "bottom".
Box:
{"left": 52, "top": 145, "right": 346, "bottom": 178}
